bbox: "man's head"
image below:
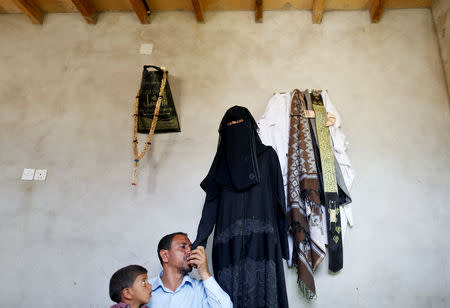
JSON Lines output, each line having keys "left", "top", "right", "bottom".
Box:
{"left": 109, "top": 265, "right": 152, "bottom": 305}
{"left": 157, "top": 232, "right": 192, "bottom": 275}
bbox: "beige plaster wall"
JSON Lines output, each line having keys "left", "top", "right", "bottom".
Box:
{"left": 0, "top": 9, "right": 449, "bottom": 307}
{"left": 432, "top": 0, "right": 450, "bottom": 98}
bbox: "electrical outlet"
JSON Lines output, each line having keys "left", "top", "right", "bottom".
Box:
{"left": 34, "top": 169, "right": 47, "bottom": 181}
{"left": 21, "top": 168, "right": 35, "bottom": 181}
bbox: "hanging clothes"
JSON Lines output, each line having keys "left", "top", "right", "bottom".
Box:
{"left": 257, "top": 92, "right": 294, "bottom": 265}
{"left": 304, "top": 90, "right": 353, "bottom": 243}
{"left": 258, "top": 90, "right": 355, "bottom": 296}
{"left": 286, "top": 89, "right": 323, "bottom": 299}
{"left": 258, "top": 91, "right": 355, "bottom": 247}
{"left": 301, "top": 90, "right": 329, "bottom": 258}
{"left": 192, "top": 106, "right": 289, "bottom": 308}
{"left": 321, "top": 91, "right": 354, "bottom": 190}
{"left": 321, "top": 91, "right": 354, "bottom": 241}
{"left": 310, "top": 91, "right": 343, "bottom": 272}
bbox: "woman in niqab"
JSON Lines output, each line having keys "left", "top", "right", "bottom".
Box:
{"left": 192, "top": 106, "right": 289, "bottom": 308}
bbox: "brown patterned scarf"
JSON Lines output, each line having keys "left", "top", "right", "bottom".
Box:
{"left": 287, "top": 89, "right": 325, "bottom": 299}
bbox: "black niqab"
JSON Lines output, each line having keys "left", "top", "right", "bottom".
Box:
{"left": 201, "top": 106, "right": 267, "bottom": 198}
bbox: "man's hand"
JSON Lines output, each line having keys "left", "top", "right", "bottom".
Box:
{"left": 187, "top": 246, "right": 212, "bottom": 281}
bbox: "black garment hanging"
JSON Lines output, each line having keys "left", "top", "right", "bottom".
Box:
{"left": 192, "top": 106, "right": 289, "bottom": 308}
{"left": 309, "top": 92, "right": 344, "bottom": 272}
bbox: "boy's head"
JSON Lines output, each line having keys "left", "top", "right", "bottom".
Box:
{"left": 109, "top": 265, "right": 152, "bottom": 305}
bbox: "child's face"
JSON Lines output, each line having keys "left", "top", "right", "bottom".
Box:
{"left": 129, "top": 273, "right": 152, "bottom": 305}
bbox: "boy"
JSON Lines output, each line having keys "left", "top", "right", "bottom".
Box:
{"left": 109, "top": 265, "right": 152, "bottom": 308}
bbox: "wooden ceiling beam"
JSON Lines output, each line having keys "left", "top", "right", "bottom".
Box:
{"left": 0, "top": 0, "right": 436, "bottom": 13}
{"left": 192, "top": 0, "right": 205, "bottom": 23}
{"left": 255, "top": 0, "right": 263, "bottom": 23}
{"left": 129, "top": 0, "right": 150, "bottom": 24}
{"left": 312, "top": 0, "right": 325, "bottom": 24}
{"left": 13, "top": 0, "right": 44, "bottom": 24}
{"left": 370, "top": 0, "right": 387, "bottom": 23}
{"left": 71, "top": 0, "right": 97, "bottom": 24}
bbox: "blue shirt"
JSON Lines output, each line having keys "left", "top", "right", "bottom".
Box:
{"left": 149, "top": 271, "right": 233, "bottom": 308}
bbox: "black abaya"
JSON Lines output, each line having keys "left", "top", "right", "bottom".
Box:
{"left": 192, "top": 106, "right": 289, "bottom": 308}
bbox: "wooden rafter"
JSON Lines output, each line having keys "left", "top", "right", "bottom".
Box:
{"left": 370, "top": 0, "right": 387, "bottom": 23}
{"left": 129, "top": 0, "right": 150, "bottom": 24}
{"left": 0, "top": 0, "right": 435, "bottom": 13}
{"left": 13, "top": 0, "right": 44, "bottom": 24}
{"left": 191, "top": 0, "right": 205, "bottom": 23}
{"left": 312, "top": 0, "right": 325, "bottom": 24}
{"left": 71, "top": 0, "right": 97, "bottom": 24}
{"left": 255, "top": 0, "right": 263, "bottom": 23}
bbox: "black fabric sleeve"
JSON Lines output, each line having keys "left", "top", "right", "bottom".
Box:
{"left": 192, "top": 194, "right": 220, "bottom": 249}
{"left": 273, "top": 150, "right": 289, "bottom": 260}
{"left": 200, "top": 174, "right": 221, "bottom": 201}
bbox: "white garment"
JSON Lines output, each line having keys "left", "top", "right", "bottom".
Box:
{"left": 258, "top": 91, "right": 355, "bottom": 265}
{"left": 321, "top": 91, "right": 355, "bottom": 191}
{"left": 257, "top": 92, "right": 293, "bottom": 265}
{"left": 258, "top": 92, "right": 291, "bottom": 202}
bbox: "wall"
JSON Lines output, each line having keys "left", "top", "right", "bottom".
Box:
{"left": 0, "top": 9, "right": 449, "bottom": 307}
{"left": 432, "top": 0, "right": 450, "bottom": 99}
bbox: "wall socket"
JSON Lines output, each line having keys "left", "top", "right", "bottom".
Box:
{"left": 34, "top": 169, "right": 47, "bottom": 181}
{"left": 21, "top": 168, "right": 35, "bottom": 181}
{"left": 21, "top": 168, "right": 47, "bottom": 181}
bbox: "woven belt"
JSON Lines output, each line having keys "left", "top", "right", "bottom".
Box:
{"left": 312, "top": 92, "right": 343, "bottom": 272}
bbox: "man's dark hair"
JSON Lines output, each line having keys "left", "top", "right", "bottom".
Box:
{"left": 109, "top": 265, "right": 147, "bottom": 303}
{"left": 157, "top": 232, "right": 188, "bottom": 265}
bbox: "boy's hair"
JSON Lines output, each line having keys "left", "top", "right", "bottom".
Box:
{"left": 109, "top": 265, "right": 148, "bottom": 303}
{"left": 157, "top": 232, "right": 188, "bottom": 265}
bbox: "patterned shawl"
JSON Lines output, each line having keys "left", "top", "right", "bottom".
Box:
{"left": 287, "top": 89, "right": 326, "bottom": 299}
